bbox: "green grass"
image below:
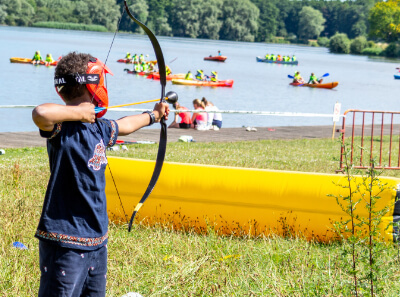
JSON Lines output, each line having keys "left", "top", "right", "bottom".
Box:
{"left": 32, "top": 22, "right": 108, "bottom": 32}
{"left": 1, "top": 140, "right": 400, "bottom": 296}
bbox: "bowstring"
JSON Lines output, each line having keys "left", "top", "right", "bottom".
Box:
{"left": 101, "top": 5, "right": 128, "bottom": 223}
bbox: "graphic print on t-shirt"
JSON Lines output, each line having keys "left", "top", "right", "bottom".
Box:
{"left": 88, "top": 139, "right": 107, "bottom": 170}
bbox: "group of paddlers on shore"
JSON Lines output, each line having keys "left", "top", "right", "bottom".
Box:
{"left": 265, "top": 54, "right": 296, "bottom": 62}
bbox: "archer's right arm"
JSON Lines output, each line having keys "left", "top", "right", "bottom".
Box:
{"left": 32, "top": 102, "right": 96, "bottom": 131}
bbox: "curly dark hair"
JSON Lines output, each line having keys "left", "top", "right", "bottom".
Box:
{"left": 54, "top": 52, "right": 94, "bottom": 101}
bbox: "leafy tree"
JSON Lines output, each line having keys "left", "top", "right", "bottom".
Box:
{"left": 251, "top": 0, "right": 280, "bottom": 42}
{"left": 123, "top": 0, "right": 149, "bottom": 34}
{"left": 0, "top": 0, "right": 35, "bottom": 26}
{"left": 219, "top": 0, "right": 259, "bottom": 42}
{"left": 0, "top": 4, "right": 7, "bottom": 24}
{"left": 329, "top": 32, "right": 351, "bottom": 54}
{"left": 168, "top": 0, "right": 201, "bottom": 38}
{"left": 86, "top": 0, "right": 120, "bottom": 31}
{"left": 197, "top": 0, "right": 223, "bottom": 40}
{"left": 350, "top": 35, "right": 368, "bottom": 54}
{"left": 369, "top": 0, "right": 400, "bottom": 42}
{"left": 147, "top": 0, "right": 172, "bottom": 35}
{"left": 297, "top": 6, "right": 325, "bottom": 40}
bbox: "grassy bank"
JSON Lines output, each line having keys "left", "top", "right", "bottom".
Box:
{"left": 1, "top": 140, "right": 400, "bottom": 296}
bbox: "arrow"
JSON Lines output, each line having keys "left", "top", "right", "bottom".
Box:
{"left": 94, "top": 91, "right": 178, "bottom": 113}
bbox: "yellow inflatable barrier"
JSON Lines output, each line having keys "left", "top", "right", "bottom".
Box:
{"left": 105, "top": 157, "right": 400, "bottom": 242}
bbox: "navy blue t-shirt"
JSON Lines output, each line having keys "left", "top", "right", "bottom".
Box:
{"left": 35, "top": 119, "right": 118, "bottom": 251}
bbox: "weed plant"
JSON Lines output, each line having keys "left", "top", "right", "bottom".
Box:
{"left": 1, "top": 141, "right": 400, "bottom": 296}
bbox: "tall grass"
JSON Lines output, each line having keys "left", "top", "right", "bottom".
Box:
{"left": 1, "top": 140, "right": 400, "bottom": 296}
{"left": 32, "top": 22, "right": 108, "bottom": 32}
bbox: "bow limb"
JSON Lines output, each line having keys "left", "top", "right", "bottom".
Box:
{"left": 124, "top": 0, "right": 168, "bottom": 232}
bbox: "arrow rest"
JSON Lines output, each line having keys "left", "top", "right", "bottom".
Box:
{"left": 165, "top": 91, "right": 178, "bottom": 104}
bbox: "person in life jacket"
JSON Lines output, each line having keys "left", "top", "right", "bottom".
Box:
{"left": 218, "top": 50, "right": 221, "bottom": 56}
{"left": 293, "top": 71, "right": 304, "bottom": 83}
{"left": 166, "top": 65, "right": 172, "bottom": 76}
{"left": 134, "top": 62, "right": 141, "bottom": 72}
{"left": 196, "top": 69, "right": 205, "bottom": 81}
{"left": 133, "top": 54, "right": 139, "bottom": 63}
{"left": 45, "top": 54, "right": 54, "bottom": 63}
{"left": 185, "top": 71, "right": 193, "bottom": 80}
{"left": 308, "top": 73, "right": 322, "bottom": 84}
{"left": 265, "top": 54, "right": 271, "bottom": 60}
{"left": 32, "top": 50, "right": 43, "bottom": 65}
{"left": 139, "top": 54, "right": 145, "bottom": 63}
{"left": 148, "top": 62, "right": 155, "bottom": 72}
{"left": 141, "top": 61, "right": 148, "bottom": 72}
{"left": 270, "top": 54, "right": 276, "bottom": 61}
{"left": 125, "top": 52, "right": 131, "bottom": 60}
{"left": 292, "top": 55, "right": 296, "bottom": 61}
{"left": 210, "top": 71, "right": 218, "bottom": 82}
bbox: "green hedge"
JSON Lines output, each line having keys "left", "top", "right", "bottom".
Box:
{"left": 32, "top": 22, "right": 108, "bottom": 32}
{"left": 361, "top": 47, "right": 383, "bottom": 56}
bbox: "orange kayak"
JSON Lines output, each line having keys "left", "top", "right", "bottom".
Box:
{"left": 149, "top": 73, "right": 186, "bottom": 80}
{"left": 204, "top": 55, "right": 227, "bottom": 62}
{"left": 171, "top": 79, "right": 234, "bottom": 87}
{"left": 290, "top": 82, "right": 338, "bottom": 89}
{"left": 10, "top": 57, "right": 58, "bottom": 66}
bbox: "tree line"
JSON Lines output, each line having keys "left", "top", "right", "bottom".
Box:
{"left": 1, "top": 0, "right": 399, "bottom": 55}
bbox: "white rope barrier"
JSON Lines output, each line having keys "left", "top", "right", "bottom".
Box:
{"left": 0, "top": 106, "right": 344, "bottom": 118}
{"left": 107, "top": 108, "right": 344, "bottom": 118}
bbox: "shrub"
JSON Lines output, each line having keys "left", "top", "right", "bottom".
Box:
{"left": 383, "top": 43, "right": 400, "bottom": 58}
{"left": 361, "top": 47, "right": 383, "bottom": 56}
{"left": 329, "top": 33, "right": 350, "bottom": 54}
{"left": 350, "top": 36, "right": 368, "bottom": 54}
{"left": 317, "top": 36, "right": 330, "bottom": 47}
{"left": 367, "top": 40, "right": 376, "bottom": 48}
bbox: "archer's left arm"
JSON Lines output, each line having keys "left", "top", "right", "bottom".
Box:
{"left": 116, "top": 102, "right": 170, "bottom": 136}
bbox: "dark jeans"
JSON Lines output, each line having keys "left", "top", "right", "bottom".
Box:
{"left": 38, "top": 240, "right": 107, "bottom": 297}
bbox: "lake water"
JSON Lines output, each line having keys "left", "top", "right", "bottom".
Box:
{"left": 1, "top": 26, "right": 399, "bottom": 132}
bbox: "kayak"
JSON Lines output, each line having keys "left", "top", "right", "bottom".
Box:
{"left": 290, "top": 82, "right": 339, "bottom": 89}
{"left": 204, "top": 55, "right": 227, "bottom": 62}
{"left": 171, "top": 79, "right": 234, "bottom": 87}
{"left": 117, "top": 58, "right": 157, "bottom": 64}
{"left": 124, "top": 69, "right": 155, "bottom": 76}
{"left": 10, "top": 57, "right": 58, "bottom": 66}
{"left": 148, "top": 73, "right": 186, "bottom": 80}
{"left": 394, "top": 74, "right": 400, "bottom": 79}
{"left": 256, "top": 56, "right": 298, "bottom": 65}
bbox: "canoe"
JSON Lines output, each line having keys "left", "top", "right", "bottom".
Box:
{"left": 10, "top": 57, "right": 58, "bottom": 66}
{"left": 149, "top": 73, "right": 186, "bottom": 80}
{"left": 124, "top": 69, "right": 155, "bottom": 76}
{"left": 290, "top": 82, "right": 339, "bottom": 89}
{"left": 117, "top": 58, "right": 157, "bottom": 65}
{"left": 171, "top": 79, "right": 234, "bottom": 87}
{"left": 204, "top": 55, "right": 227, "bottom": 62}
{"left": 105, "top": 157, "right": 400, "bottom": 242}
{"left": 394, "top": 74, "right": 400, "bottom": 80}
{"left": 256, "top": 56, "right": 298, "bottom": 65}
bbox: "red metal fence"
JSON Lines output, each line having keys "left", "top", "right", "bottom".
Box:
{"left": 338, "top": 109, "right": 400, "bottom": 170}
